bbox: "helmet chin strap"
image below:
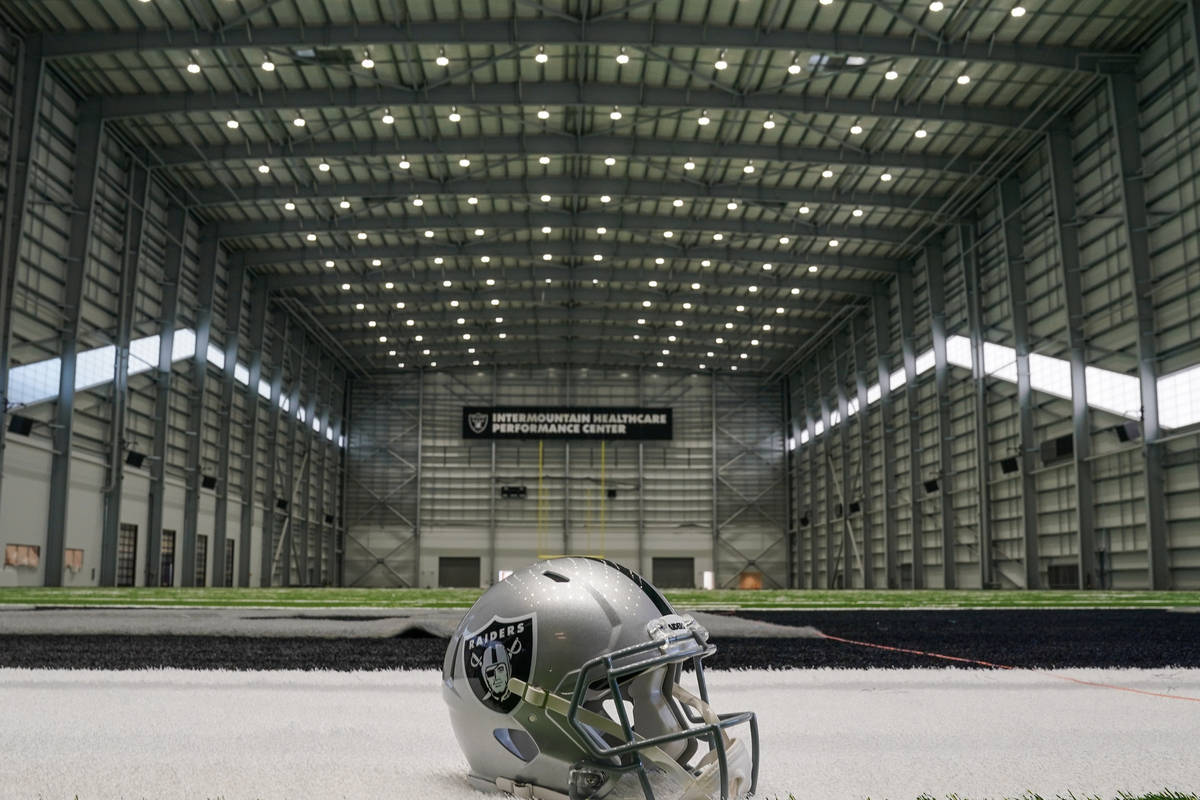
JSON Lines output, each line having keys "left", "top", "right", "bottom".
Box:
{"left": 504, "top": 677, "right": 752, "bottom": 800}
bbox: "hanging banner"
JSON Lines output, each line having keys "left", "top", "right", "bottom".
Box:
{"left": 462, "top": 406, "right": 673, "bottom": 440}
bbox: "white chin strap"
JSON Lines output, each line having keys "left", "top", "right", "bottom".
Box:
{"left": 504, "top": 677, "right": 753, "bottom": 800}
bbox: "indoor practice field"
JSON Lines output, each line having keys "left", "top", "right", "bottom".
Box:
{"left": 2, "top": 590, "right": 1198, "bottom": 799}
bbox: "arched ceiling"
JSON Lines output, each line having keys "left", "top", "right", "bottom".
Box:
{"left": 1, "top": 0, "right": 1174, "bottom": 376}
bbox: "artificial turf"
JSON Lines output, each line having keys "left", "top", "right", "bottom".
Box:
{"left": 1, "top": 586, "right": 1199, "bottom": 609}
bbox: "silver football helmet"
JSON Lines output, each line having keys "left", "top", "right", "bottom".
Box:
{"left": 442, "top": 557, "right": 759, "bottom": 800}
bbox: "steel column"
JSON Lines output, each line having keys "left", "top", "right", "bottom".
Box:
{"left": 636, "top": 366, "right": 646, "bottom": 575}
{"left": 414, "top": 367, "right": 425, "bottom": 587}
{"left": 817, "top": 349, "right": 836, "bottom": 587}
{"left": 212, "top": 262, "right": 245, "bottom": 587}
{"left": 146, "top": 204, "right": 186, "bottom": 587}
{"left": 781, "top": 375, "right": 796, "bottom": 589}
{"left": 872, "top": 295, "right": 899, "bottom": 588}
{"left": 834, "top": 333, "right": 854, "bottom": 586}
{"left": 897, "top": 272, "right": 924, "bottom": 589}
{"left": 1107, "top": 73, "right": 1169, "bottom": 589}
{"left": 337, "top": 378, "right": 351, "bottom": 587}
{"left": 260, "top": 312, "right": 287, "bottom": 587}
{"left": 851, "top": 313, "right": 874, "bottom": 589}
{"left": 1048, "top": 130, "right": 1099, "bottom": 589}
{"left": 315, "top": 361, "right": 333, "bottom": 584}
{"left": 924, "top": 242, "right": 956, "bottom": 588}
{"left": 999, "top": 176, "right": 1040, "bottom": 589}
{"left": 710, "top": 372, "right": 719, "bottom": 586}
{"left": 239, "top": 280, "right": 267, "bottom": 587}
{"left": 99, "top": 158, "right": 149, "bottom": 585}
{"left": 183, "top": 230, "right": 219, "bottom": 586}
{"left": 280, "top": 340, "right": 302, "bottom": 586}
{"left": 0, "top": 41, "right": 42, "bottom": 506}
{"left": 960, "top": 225, "right": 994, "bottom": 588}
{"left": 299, "top": 350, "right": 318, "bottom": 584}
{"left": 488, "top": 366, "right": 497, "bottom": 582}
{"left": 805, "top": 383, "right": 819, "bottom": 589}
{"left": 44, "top": 111, "right": 103, "bottom": 586}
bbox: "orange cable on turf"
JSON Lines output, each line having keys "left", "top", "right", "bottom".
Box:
{"left": 819, "top": 632, "right": 1200, "bottom": 703}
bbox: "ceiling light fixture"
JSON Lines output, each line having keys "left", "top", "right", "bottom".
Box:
{"left": 535, "top": 46, "right": 548, "bottom": 64}
{"left": 604, "top": 156, "right": 616, "bottom": 166}
{"left": 852, "top": 208, "right": 864, "bottom": 217}
{"left": 360, "top": 51, "right": 375, "bottom": 69}
{"left": 616, "top": 48, "right": 630, "bottom": 65}
{"left": 727, "top": 200, "right": 739, "bottom": 210}
{"left": 538, "top": 155, "right": 551, "bottom": 165}
{"left": 1011, "top": 6, "right": 1027, "bottom": 17}
{"left": 714, "top": 51, "right": 728, "bottom": 70}
{"left": 459, "top": 157, "right": 471, "bottom": 167}
{"left": 698, "top": 110, "right": 711, "bottom": 126}
{"left": 957, "top": 74, "right": 971, "bottom": 85}
{"left": 610, "top": 106, "right": 622, "bottom": 120}
{"left": 537, "top": 107, "right": 550, "bottom": 120}
{"left": 600, "top": 194, "right": 612, "bottom": 203}
{"left": 850, "top": 124, "right": 863, "bottom": 135}
{"left": 799, "top": 205, "right": 811, "bottom": 214}
{"left": 292, "top": 115, "right": 306, "bottom": 127}
{"left": 261, "top": 55, "right": 275, "bottom": 72}
{"left": 318, "top": 161, "right": 331, "bottom": 172}
{"left": 762, "top": 114, "right": 776, "bottom": 130}
{"left": 226, "top": 119, "right": 239, "bottom": 129}
{"left": 448, "top": 106, "right": 462, "bottom": 123}
{"left": 743, "top": 162, "right": 755, "bottom": 174}
{"left": 808, "top": 265, "right": 820, "bottom": 273}
{"left": 324, "top": 259, "right": 334, "bottom": 268}
{"left": 683, "top": 161, "right": 696, "bottom": 170}
{"left": 339, "top": 199, "right": 351, "bottom": 209}
{"left": 186, "top": 61, "right": 201, "bottom": 74}
{"left": 398, "top": 158, "right": 411, "bottom": 169}
{"left": 914, "top": 128, "right": 928, "bottom": 139}
{"left": 885, "top": 69, "right": 899, "bottom": 80}
{"left": 467, "top": 196, "right": 479, "bottom": 205}
{"left": 258, "top": 163, "right": 270, "bottom": 174}
{"left": 880, "top": 172, "right": 893, "bottom": 182}
{"left": 930, "top": 1, "right": 944, "bottom": 10}
{"left": 436, "top": 49, "right": 450, "bottom": 67}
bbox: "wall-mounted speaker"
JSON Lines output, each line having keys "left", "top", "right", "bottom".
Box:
{"left": 606, "top": 489, "right": 618, "bottom": 500}
{"left": 276, "top": 498, "right": 289, "bottom": 510}
{"left": 923, "top": 478, "right": 940, "bottom": 494}
{"left": 7, "top": 415, "right": 33, "bottom": 436}
{"left": 848, "top": 501, "right": 862, "bottom": 514}
{"left": 125, "top": 450, "right": 147, "bottom": 468}
{"left": 1113, "top": 421, "right": 1141, "bottom": 442}
{"left": 799, "top": 514, "right": 810, "bottom": 527}
{"left": 500, "top": 485, "right": 527, "bottom": 499}
{"left": 1000, "top": 456, "right": 1019, "bottom": 474}
{"left": 201, "top": 475, "right": 218, "bottom": 490}
{"left": 324, "top": 514, "right": 335, "bottom": 525}
{"left": 1039, "top": 434, "right": 1074, "bottom": 465}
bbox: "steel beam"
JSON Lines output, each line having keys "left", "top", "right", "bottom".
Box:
{"left": 267, "top": 263, "right": 884, "bottom": 301}
{"left": 1189, "top": 0, "right": 1200, "bottom": 102}
{"left": 147, "top": 204, "right": 187, "bottom": 588}
{"left": 0, "top": 41, "right": 42, "bottom": 508}
{"left": 872, "top": 294, "right": 899, "bottom": 588}
{"left": 95, "top": 82, "right": 1055, "bottom": 131}
{"left": 959, "top": 225, "right": 993, "bottom": 588}
{"left": 45, "top": 111, "right": 103, "bottom": 587}
{"left": 212, "top": 260, "right": 246, "bottom": 587}
{"left": 39, "top": 20, "right": 1120, "bottom": 71}
{"left": 924, "top": 241, "right": 956, "bottom": 588}
{"left": 851, "top": 312, "right": 874, "bottom": 589}
{"left": 1107, "top": 73, "right": 1168, "bottom": 589}
{"left": 897, "top": 271, "right": 923, "bottom": 588}
{"left": 260, "top": 311, "right": 287, "bottom": 586}
{"left": 152, "top": 134, "right": 983, "bottom": 176}
{"left": 183, "top": 230, "right": 220, "bottom": 586}
{"left": 998, "top": 176, "right": 1039, "bottom": 589}
{"left": 216, "top": 210, "right": 916, "bottom": 249}
{"left": 100, "top": 159, "right": 149, "bottom": 585}
{"left": 239, "top": 280, "right": 268, "bottom": 587}
{"left": 204, "top": 179, "right": 945, "bottom": 218}
{"left": 1048, "top": 130, "right": 1099, "bottom": 589}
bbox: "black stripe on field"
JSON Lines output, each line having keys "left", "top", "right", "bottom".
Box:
{"left": 0, "top": 610, "right": 1197, "bottom": 671}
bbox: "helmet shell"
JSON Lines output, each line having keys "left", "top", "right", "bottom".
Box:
{"left": 442, "top": 557, "right": 674, "bottom": 792}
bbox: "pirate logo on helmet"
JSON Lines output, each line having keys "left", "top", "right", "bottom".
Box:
{"left": 461, "top": 614, "right": 536, "bottom": 713}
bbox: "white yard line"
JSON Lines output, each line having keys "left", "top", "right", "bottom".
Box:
{"left": 0, "top": 668, "right": 1197, "bottom": 800}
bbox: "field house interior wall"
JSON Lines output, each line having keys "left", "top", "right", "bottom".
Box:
{"left": 0, "top": 20, "right": 349, "bottom": 588}
{"left": 786, "top": 15, "right": 1200, "bottom": 592}
{"left": 344, "top": 369, "right": 787, "bottom": 589}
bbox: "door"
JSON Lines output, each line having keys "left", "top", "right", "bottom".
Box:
{"left": 160, "top": 530, "right": 175, "bottom": 587}
{"left": 195, "top": 535, "right": 208, "bottom": 587}
{"left": 652, "top": 557, "right": 695, "bottom": 589}
{"left": 438, "top": 556, "right": 481, "bottom": 588}
{"left": 117, "top": 524, "right": 138, "bottom": 587}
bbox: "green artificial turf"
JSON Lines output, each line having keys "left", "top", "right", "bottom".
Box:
{"left": 1, "top": 586, "right": 1199, "bottom": 609}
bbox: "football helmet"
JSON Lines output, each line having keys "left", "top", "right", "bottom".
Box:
{"left": 442, "top": 557, "right": 759, "bottom": 800}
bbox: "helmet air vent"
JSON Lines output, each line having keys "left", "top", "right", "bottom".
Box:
{"left": 494, "top": 728, "right": 540, "bottom": 762}
{"left": 542, "top": 570, "right": 570, "bottom": 583}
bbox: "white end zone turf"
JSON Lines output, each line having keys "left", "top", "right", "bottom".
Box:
{"left": 1, "top": 668, "right": 1197, "bottom": 799}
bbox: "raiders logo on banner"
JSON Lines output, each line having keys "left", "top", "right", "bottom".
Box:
{"left": 461, "top": 614, "right": 536, "bottom": 713}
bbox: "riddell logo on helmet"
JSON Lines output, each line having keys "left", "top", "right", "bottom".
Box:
{"left": 461, "top": 614, "right": 536, "bottom": 713}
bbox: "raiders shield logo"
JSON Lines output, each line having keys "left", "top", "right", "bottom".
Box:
{"left": 461, "top": 614, "right": 536, "bottom": 713}
{"left": 468, "top": 412, "right": 490, "bottom": 435}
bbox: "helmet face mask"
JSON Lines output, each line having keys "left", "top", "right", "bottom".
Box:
{"left": 442, "top": 557, "right": 759, "bottom": 800}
